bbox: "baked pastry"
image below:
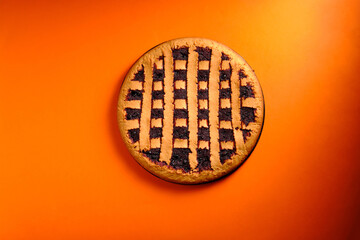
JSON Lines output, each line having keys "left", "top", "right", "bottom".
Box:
{"left": 117, "top": 38, "right": 264, "bottom": 184}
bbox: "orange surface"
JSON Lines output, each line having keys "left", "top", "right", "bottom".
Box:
{"left": 1, "top": 0, "right": 359, "bottom": 239}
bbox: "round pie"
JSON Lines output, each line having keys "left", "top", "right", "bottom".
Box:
{"left": 117, "top": 38, "right": 264, "bottom": 184}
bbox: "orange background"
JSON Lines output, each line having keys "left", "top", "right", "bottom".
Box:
{"left": 1, "top": 0, "right": 360, "bottom": 239}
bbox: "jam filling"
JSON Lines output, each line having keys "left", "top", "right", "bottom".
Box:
{"left": 170, "top": 148, "right": 191, "bottom": 172}
{"left": 128, "top": 128, "right": 140, "bottom": 143}
{"left": 125, "top": 108, "right": 141, "bottom": 120}
{"left": 241, "top": 107, "right": 256, "bottom": 126}
{"left": 196, "top": 149, "right": 212, "bottom": 171}
{"left": 196, "top": 47, "right": 212, "bottom": 61}
{"left": 173, "top": 48, "right": 189, "bottom": 60}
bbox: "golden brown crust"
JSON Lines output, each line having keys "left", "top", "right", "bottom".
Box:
{"left": 117, "top": 38, "right": 264, "bottom": 184}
